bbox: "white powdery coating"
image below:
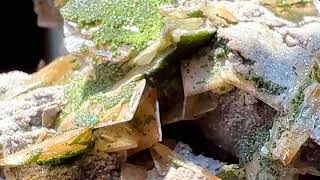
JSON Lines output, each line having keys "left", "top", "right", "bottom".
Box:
{"left": 218, "top": 22, "right": 312, "bottom": 89}
{"left": 64, "top": 22, "right": 98, "bottom": 56}
{"left": 221, "top": 0, "right": 295, "bottom": 27}
{"left": 277, "top": 22, "right": 320, "bottom": 54}
{"left": 174, "top": 142, "right": 222, "bottom": 174}
{"left": 0, "top": 85, "right": 65, "bottom": 155}
{"left": 164, "top": 166, "right": 206, "bottom": 180}
{"left": 216, "top": 0, "right": 320, "bottom": 110}
{"left": 309, "top": 112, "right": 320, "bottom": 144}
{"left": 64, "top": 22, "right": 131, "bottom": 62}
{"left": 295, "top": 84, "right": 320, "bottom": 145}
{"left": 147, "top": 168, "right": 163, "bottom": 180}
{"left": 0, "top": 71, "right": 30, "bottom": 99}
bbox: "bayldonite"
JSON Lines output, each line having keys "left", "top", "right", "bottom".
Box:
{"left": 61, "top": 0, "right": 172, "bottom": 53}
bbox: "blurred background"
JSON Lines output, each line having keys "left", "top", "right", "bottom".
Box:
{"left": 0, "top": 0, "right": 63, "bottom": 73}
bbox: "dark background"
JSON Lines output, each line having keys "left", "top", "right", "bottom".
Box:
{"left": 1, "top": 1, "right": 46, "bottom": 73}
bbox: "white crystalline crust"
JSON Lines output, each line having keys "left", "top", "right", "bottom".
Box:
{"left": 0, "top": 71, "right": 30, "bottom": 100}
{"left": 174, "top": 142, "right": 223, "bottom": 174}
{"left": 214, "top": 0, "right": 319, "bottom": 112}
{"left": 0, "top": 86, "right": 64, "bottom": 155}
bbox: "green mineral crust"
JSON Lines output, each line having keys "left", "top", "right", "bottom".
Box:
{"left": 61, "top": 0, "right": 171, "bottom": 51}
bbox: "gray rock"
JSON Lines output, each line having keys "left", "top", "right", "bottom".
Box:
{"left": 198, "top": 89, "right": 276, "bottom": 157}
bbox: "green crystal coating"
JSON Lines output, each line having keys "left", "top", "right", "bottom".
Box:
{"left": 61, "top": 0, "right": 171, "bottom": 51}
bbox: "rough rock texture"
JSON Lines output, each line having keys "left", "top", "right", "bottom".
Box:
{"left": 8, "top": 152, "right": 124, "bottom": 180}
{"left": 79, "top": 152, "right": 125, "bottom": 180}
{"left": 0, "top": 85, "right": 65, "bottom": 155}
{"left": 198, "top": 89, "right": 276, "bottom": 157}
{"left": 8, "top": 163, "right": 80, "bottom": 180}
